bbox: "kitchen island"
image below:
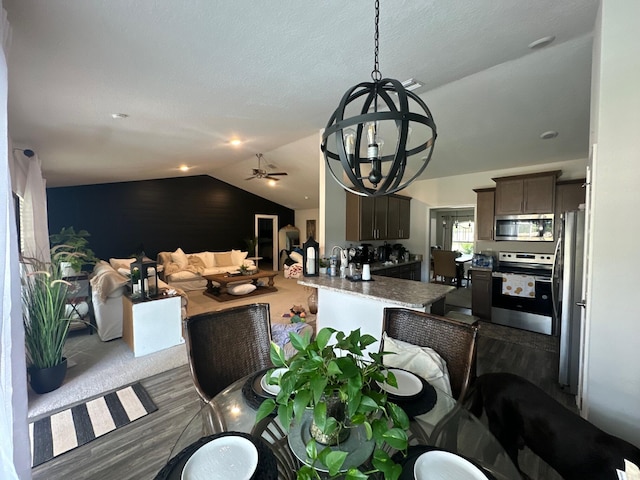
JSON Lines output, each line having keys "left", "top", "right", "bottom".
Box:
{"left": 298, "top": 275, "right": 454, "bottom": 352}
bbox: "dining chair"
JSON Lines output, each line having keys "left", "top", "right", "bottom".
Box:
{"left": 432, "top": 249, "right": 459, "bottom": 286}
{"left": 184, "top": 303, "right": 274, "bottom": 403}
{"left": 381, "top": 307, "right": 479, "bottom": 401}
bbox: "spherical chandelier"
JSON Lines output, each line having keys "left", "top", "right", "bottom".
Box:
{"left": 321, "top": 0, "right": 437, "bottom": 197}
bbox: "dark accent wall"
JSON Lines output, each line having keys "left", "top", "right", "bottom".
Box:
{"left": 46, "top": 175, "right": 295, "bottom": 261}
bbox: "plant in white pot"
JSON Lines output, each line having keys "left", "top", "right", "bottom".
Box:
{"left": 256, "top": 327, "right": 410, "bottom": 480}
{"left": 49, "top": 226, "right": 99, "bottom": 276}
{"left": 21, "top": 253, "right": 76, "bottom": 394}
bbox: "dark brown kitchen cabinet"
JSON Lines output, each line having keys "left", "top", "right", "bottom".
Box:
{"left": 554, "top": 179, "right": 586, "bottom": 239}
{"left": 493, "top": 171, "right": 559, "bottom": 215}
{"left": 387, "top": 196, "right": 411, "bottom": 239}
{"left": 471, "top": 269, "right": 492, "bottom": 319}
{"left": 346, "top": 192, "right": 411, "bottom": 241}
{"left": 474, "top": 188, "right": 495, "bottom": 240}
{"left": 373, "top": 261, "right": 421, "bottom": 281}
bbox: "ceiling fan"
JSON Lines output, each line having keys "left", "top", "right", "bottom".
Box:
{"left": 245, "top": 153, "right": 288, "bottom": 181}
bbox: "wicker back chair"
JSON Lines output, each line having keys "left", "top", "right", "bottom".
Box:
{"left": 185, "top": 303, "right": 273, "bottom": 403}
{"left": 381, "top": 307, "right": 478, "bottom": 400}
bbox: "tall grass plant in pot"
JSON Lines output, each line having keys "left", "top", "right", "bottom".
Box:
{"left": 21, "top": 254, "right": 75, "bottom": 393}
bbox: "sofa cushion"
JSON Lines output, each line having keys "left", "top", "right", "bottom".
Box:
{"left": 171, "top": 248, "right": 189, "bottom": 268}
{"left": 196, "top": 252, "right": 214, "bottom": 268}
{"left": 214, "top": 251, "right": 234, "bottom": 267}
{"left": 187, "top": 254, "right": 207, "bottom": 270}
{"left": 227, "top": 283, "right": 256, "bottom": 295}
{"left": 109, "top": 258, "right": 136, "bottom": 270}
{"left": 231, "top": 249, "right": 248, "bottom": 265}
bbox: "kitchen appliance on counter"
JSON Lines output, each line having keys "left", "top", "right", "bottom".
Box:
{"left": 491, "top": 251, "right": 556, "bottom": 335}
{"left": 494, "top": 214, "right": 555, "bottom": 241}
{"left": 377, "top": 242, "right": 392, "bottom": 263}
{"left": 555, "top": 209, "right": 586, "bottom": 394}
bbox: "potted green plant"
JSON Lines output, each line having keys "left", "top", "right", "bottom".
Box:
{"left": 49, "top": 226, "right": 99, "bottom": 275}
{"left": 239, "top": 264, "right": 253, "bottom": 275}
{"left": 21, "top": 253, "right": 74, "bottom": 394}
{"left": 244, "top": 236, "right": 258, "bottom": 257}
{"left": 256, "top": 328, "right": 409, "bottom": 480}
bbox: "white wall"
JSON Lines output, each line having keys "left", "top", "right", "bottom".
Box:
{"left": 294, "top": 208, "right": 319, "bottom": 242}
{"left": 582, "top": 1, "right": 640, "bottom": 445}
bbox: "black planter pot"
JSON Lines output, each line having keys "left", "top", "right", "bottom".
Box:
{"left": 29, "top": 357, "right": 68, "bottom": 394}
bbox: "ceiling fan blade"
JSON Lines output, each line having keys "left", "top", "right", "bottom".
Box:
{"left": 245, "top": 176, "right": 256, "bottom": 180}
{"left": 268, "top": 172, "right": 288, "bottom": 176}
{"left": 265, "top": 176, "right": 280, "bottom": 181}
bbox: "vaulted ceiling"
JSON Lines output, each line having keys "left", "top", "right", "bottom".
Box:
{"left": 4, "top": 0, "right": 599, "bottom": 209}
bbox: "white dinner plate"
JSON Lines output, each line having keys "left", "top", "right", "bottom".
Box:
{"left": 377, "top": 369, "right": 423, "bottom": 397}
{"left": 413, "top": 450, "right": 487, "bottom": 479}
{"left": 260, "top": 367, "right": 287, "bottom": 396}
{"left": 181, "top": 435, "right": 258, "bottom": 480}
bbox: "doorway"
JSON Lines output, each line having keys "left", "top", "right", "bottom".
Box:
{"left": 255, "top": 214, "right": 278, "bottom": 271}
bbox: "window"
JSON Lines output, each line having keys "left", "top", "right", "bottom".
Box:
{"left": 451, "top": 219, "right": 474, "bottom": 254}
{"left": 12, "top": 192, "right": 24, "bottom": 255}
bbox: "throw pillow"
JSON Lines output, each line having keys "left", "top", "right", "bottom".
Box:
{"left": 215, "top": 251, "right": 234, "bottom": 267}
{"left": 289, "top": 251, "right": 303, "bottom": 264}
{"left": 109, "top": 258, "right": 136, "bottom": 270}
{"left": 171, "top": 248, "right": 189, "bottom": 269}
{"left": 382, "top": 333, "right": 452, "bottom": 396}
{"left": 227, "top": 283, "right": 257, "bottom": 295}
{"left": 231, "top": 249, "right": 248, "bottom": 266}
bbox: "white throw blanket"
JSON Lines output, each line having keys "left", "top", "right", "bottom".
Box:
{"left": 501, "top": 273, "right": 535, "bottom": 298}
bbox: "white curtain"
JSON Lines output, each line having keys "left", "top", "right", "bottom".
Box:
{"left": 12, "top": 150, "right": 50, "bottom": 261}
{"left": 0, "top": 3, "right": 31, "bottom": 478}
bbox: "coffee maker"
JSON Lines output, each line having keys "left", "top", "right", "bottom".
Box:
{"left": 360, "top": 243, "right": 376, "bottom": 263}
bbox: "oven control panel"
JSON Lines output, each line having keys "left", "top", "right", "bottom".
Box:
{"left": 498, "top": 251, "right": 554, "bottom": 266}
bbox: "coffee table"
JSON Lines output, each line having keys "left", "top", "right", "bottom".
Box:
{"left": 203, "top": 270, "right": 278, "bottom": 302}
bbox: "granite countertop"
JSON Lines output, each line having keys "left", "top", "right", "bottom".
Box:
{"left": 297, "top": 275, "right": 454, "bottom": 309}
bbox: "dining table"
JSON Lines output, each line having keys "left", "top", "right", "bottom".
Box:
{"left": 455, "top": 253, "right": 473, "bottom": 288}
{"left": 158, "top": 368, "right": 522, "bottom": 480}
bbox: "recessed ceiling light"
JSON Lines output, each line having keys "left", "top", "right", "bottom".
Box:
{"left": 179, "top": 165, "right": 190, "bottom": 172}
{"left": 304, "top": 196, "right": 310, "bottom": 200}
{"left": 540, "top": 130, "right": 559, "bottom": 140}
{"left": 528, "top": 36, "right": 555, "bottom": 49}
{"left": 229, "top": 139, "right": 242, "bottom": 146}
{"left": 111, "top": 113, "right": 129, "bottom": 119}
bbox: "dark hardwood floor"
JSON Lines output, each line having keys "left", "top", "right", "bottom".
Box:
{"left": 31, "top": 320, "right": 573, "bottom": 480}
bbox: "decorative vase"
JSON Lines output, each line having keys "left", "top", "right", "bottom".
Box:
{"left": 309, "top": 395, "right": 350, "bottom": 445}
{"left": 307, "top": 289, "right": 318, "bottom": 314}
{"left": 29, "top": 357, "right": 68, "bottom": 394}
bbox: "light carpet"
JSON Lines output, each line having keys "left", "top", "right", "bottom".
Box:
{"left": 28, "top": 273, "right": 316, "bottom": 420}
{"left": 29, "top": 383, "right": 157, "bottom": 467}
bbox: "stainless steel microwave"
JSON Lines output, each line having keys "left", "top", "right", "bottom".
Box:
{"left": 494, "top": 214, "right": 554, "bottom": 241}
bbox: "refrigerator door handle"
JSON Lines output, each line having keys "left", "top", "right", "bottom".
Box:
{"left": 551, "top": 237, "right": 562, "bottom": 321}
{"left": 576, "top": 301, "right": 586, "bottom": 308}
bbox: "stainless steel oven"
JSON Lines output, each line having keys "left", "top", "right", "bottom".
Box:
{"left": 491, "top": 251, "right": 557, "bottom": 335}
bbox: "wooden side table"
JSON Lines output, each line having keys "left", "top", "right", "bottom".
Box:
{"left": 122, "top": 294, "right": 183, "bottom": 357}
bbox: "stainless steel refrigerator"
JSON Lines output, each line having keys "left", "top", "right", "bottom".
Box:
{"left": 553, "top": 209, "right": 586, "bottom": 394}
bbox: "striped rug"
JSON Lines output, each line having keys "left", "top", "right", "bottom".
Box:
{"left": 29, "top": 383, "right": 157, "bottom": 467}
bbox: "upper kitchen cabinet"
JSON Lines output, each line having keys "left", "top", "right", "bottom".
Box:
{"left": 493, "top": 171, "right": 560, "bottom": 215}
{"left": 346, "top": 192, "right": 411, "bottom": 241}
{"left": 474, "top": 188, "right": 495, "bottom": 240}
{"left": 387, "top": 195, "right": 411, "bottom": 239}
{"left": 554, "top": 179, "right": 586, "bottom": 238}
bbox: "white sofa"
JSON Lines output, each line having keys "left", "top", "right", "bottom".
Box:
{"left": 157, "top": 248, "right": 256, "bottom": 291}
{"left": 90, "top": 259, "right": 188, "bottom": 341}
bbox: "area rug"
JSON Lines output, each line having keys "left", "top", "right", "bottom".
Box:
{"left": 29, "top": 383, "right": 157, "bottom": 467}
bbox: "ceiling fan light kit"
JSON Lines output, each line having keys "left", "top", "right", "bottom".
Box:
{"left": 321, "top": 0, "right": 437, "bottom": 197}
{"left": 246, "top": 153, "right": 288, "bottom": 182}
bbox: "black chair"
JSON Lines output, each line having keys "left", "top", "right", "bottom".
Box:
{"left": 381, "top": 307, "right": 479, "bottom": 401}
{"left": 185, "top": 303, "right": 273, "bottom": 403}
